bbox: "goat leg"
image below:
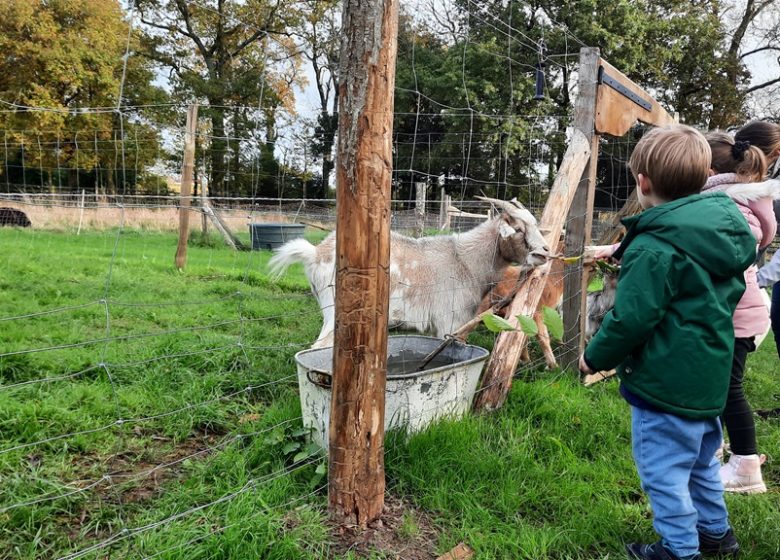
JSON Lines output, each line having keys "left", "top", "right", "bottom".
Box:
{"left": 535, "top": 312, "right": 558, "bottom": 369}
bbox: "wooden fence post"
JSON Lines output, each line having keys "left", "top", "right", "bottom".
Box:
{"left": 174, "top": 104, "right": 198, "bottom": 270}
{"left": 560, "top": 48, "right": 601, "bottom": 370}
{"left": 415, "top": 182, "right": 426, "bottom": 236}
{"left": 328, "top": 0, "right": 399, "bottom": 527}
{"left": 76, "top": 189, "right": 86, "bottom": 235}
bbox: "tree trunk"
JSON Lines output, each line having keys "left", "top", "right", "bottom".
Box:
{"left": 209, "top": 104, "right": 226, "bottom": 200}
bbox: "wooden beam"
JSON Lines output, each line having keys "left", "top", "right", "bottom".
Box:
{"left": 560, "top": 47, "right": 601, "bottom": 370}
{"left": 328, "top": 0, "right": 398, "bottom": 528}
{"left": 595, "top": 112, "right": 676, "bottom": 246}
{"left": 595, "top": 59, "right": 676, "bottom": 136}
{"left": 202, "top": 202, "right": 248, "bottom": 251}
{"left": 174, "top": 104, "right": 198, "bottom": 270}
{"left": 473, "top": 129, "right": 591, "bottom": 412}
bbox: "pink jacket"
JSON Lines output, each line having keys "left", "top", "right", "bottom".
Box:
{"left": 703, "top": 173, "right": 779, "bottom": 338}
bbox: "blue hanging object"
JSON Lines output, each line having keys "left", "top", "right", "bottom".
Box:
{"left": 533, "top": 39, "right": 547, "bottom": 101}
{"left": 533, "top": 62, "right": 546, "bottom": 100}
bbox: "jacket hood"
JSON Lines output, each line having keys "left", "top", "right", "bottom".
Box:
{"left": 702, "top": 173, "right": 780, "bottom": 204}
{"left": 617, "top": 193, "right": 756, "bottom": 279}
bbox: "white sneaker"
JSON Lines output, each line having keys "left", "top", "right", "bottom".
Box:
{"left": 720, "top": 453, "right": 767, "bottom": 494}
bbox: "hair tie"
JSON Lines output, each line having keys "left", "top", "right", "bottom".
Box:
{"left": 732, "top": 140, "right": 750, "bottom": 160}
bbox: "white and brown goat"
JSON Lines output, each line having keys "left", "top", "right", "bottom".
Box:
{"left": 268, "top": 197, "right": 550, "bottom": 348}
{"left": 475, "top": 249, "right": 619, "bottom": 371}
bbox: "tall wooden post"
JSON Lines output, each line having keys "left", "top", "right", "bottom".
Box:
{"left": 328, "top": 0, "right": 399, "bottom": 527}
{"left": 560, "top": 48, "right": 601, "bottom": 369}
{"left": 415, "top": 182, "right": 426, "bottom": 237}
{"left": 174, "top": 104, "right": 198, "bottom": 270}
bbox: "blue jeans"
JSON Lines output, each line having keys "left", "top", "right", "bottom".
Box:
{"left": 632, "top": 406, "right": 730, "bottom": 558}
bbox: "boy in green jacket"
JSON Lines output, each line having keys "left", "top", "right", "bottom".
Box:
{"left": 580, "top": 125, "right": 756, "bottom": 560}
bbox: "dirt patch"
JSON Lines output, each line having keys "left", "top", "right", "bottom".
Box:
{"left": 106, "top": 429, "right": 222, "bottom": 504}
{"left": 63, "top": 428, "right": 223, "bottom": 539}
{"left": 326, "top": 494, "right": 440, "bottom": 559}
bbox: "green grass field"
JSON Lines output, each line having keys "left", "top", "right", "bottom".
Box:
{"left": 1, "top": 227, "right": 778, "bottom": 560}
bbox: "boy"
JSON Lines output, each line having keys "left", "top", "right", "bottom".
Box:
{"left": 579, "top": 125, "right": 756, "bottom": 560}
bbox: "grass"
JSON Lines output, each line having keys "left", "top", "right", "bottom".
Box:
{"left": 1, "top": 226, "right": 779, "bottom": 559}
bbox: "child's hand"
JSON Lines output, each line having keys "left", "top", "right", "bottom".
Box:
{"left": 578, "top": 354, "right": 594, "bottom": 375}
{"left": 586, "top": 244, "right": 618, "bottom": 260}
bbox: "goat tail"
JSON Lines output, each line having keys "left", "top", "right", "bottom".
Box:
{"left": 268, "top": 238, "right": 316, "bottom": 279}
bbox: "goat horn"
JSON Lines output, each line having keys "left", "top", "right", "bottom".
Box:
{"left": 475, "top": 196, "right": 515, "bottom": 213}
{"left": 509, "top": 198, "right": 528, "bottom": 211}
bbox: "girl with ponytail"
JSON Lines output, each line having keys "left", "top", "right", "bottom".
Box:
{"left": 703, "top": 130, "right": 779, "bottom": 494}
{"left": 737, "top": 122, "right": 780, "bottom": 365}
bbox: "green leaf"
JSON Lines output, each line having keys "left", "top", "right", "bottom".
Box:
{"left": 291, "top": 427, "right": 311, "bottom": 438}
{"left": 481, "top": 312, "right": 516, "bottom": 332}
{"left": 282, "top": 441, "right": 301, "bottom": 455}
{"left": 542, "top": 306, "right": 564, "bottom": 342}
{"left": 265, "top": 430, "right": 284, "bottom": 446}
{"left": 516, "top": 315, "right": 538, "bottom": 337}
{"left": 293, "top": 450, "right": 310, "bottom": 463}
{"left": 305, "top": 442, "right": 322, "bottom": 455}
{"left": 596, "top": 259, "right": 620, "bottom": 274}
{"left": 315, "top": 463, "right": 327, "bottom": 475}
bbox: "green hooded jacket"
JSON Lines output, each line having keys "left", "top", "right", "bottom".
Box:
{"left": 584, "top": 192, "right": 756, "bottom": 418}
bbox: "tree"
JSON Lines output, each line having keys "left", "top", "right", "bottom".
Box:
{"left": 720, "top": 0, "right": 780, "bottom": 123}
{"left": 0, "top": 0, "right": 166, "bottom": 193}
{"left": 135, "top": 0, "right": 305, "bottom": 199}
{"left": 390, "top": 0, "right": 780, "bottom": 210}
{"left": 298, "top": 0, "right": 340, "bottom": 198}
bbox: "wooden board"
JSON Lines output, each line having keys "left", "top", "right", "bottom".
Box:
{"left": 595, "top": 59, "right": 676, "bottom": 137}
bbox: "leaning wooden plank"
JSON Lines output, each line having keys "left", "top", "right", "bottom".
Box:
{"left": 473, "top": 129, "right": 591, "bottom": 412}
{"left": 583, "top": 369, "right": 617, "bottom": 387}
{"left": 436, "top": 543, "right": 474, "bottom": 560}
{"left": 203, "top": 202, "right": 248, "bottom": 251}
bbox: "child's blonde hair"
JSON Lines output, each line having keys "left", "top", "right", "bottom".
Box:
{"left": 628, "top": 125, "right": 711, "bottom": 200}
{"left": 706, "top": 130, "right": 768, "bottom": 183}
{"left": 735, "top": 120, "right": 780, "bottom": 164}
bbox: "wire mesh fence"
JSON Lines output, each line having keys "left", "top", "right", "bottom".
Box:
{"left": 0, "top": 1, "right": 660, "bottom": 557}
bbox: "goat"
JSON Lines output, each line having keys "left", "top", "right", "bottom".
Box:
{"left": 269, "top": 197, "right": 550, "bottom": 348}
{"left": 0, "top": 208, "right": 31, "bottom": 228}
{"left": 474, "top": 238, "right": 565, "bottom": 369}
{"left": 474, "top": 254, "right": 619, "bottom": 371}
{"left": 585, "top": 269, "right": 619, "bottom": 341}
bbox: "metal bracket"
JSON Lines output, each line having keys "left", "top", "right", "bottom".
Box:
{"left": 598, "top": 66, "right": 652, "bottom": 112}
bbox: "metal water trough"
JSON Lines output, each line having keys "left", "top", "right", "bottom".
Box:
{"left": 249, "top": 223, "right": 305, "bottom": 250}
{"left": 294, "top": 335, "right": 490, "bottom": 450}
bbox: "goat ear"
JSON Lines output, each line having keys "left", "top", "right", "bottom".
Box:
{"left": 498, "top": 221, "right": 516, "bottom": 239}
